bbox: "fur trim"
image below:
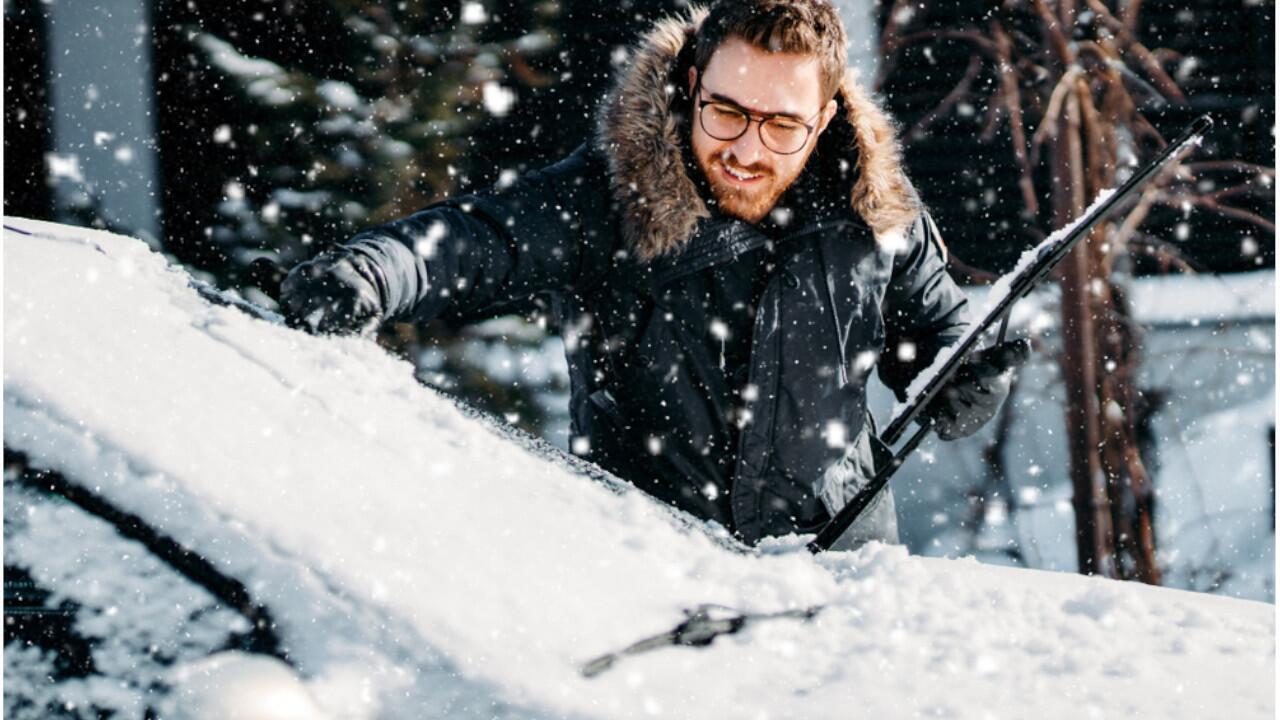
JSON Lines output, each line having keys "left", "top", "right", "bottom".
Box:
{"left": 835, "top": 73, "right": 921, "bottom": 244}
{"left": 595, "top": 7, "right": 920, "bottom": 261}
{"left": 595, "top": 8, "right": 711, "bottom": 262}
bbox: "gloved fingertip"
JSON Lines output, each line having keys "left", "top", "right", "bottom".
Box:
{"left": 1010, "top": 337, "right": 1032, "bottom": 361}
{"left": 985, "top": 338, "right": 1031, "bottom": 371}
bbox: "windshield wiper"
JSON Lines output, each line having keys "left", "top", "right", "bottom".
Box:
{"left": 581, "top": 604, "right": 821, "bottom": 678}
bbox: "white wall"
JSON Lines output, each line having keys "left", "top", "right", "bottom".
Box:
{"left": 45, "top": 0, "right": 162, "bottom": 245}
{"left": 833, "top": 0, "right": 880, "bottom": 88}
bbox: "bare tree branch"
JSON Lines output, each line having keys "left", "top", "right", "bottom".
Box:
{"left": 1109, "top": 185, "right": 1161, "bottom": 253}
{"left": 1204, "top": 182, "right": 1274, "bottom": 203}
{"left": 1119, "top": 0, "right": 1145, "bottom": 33}
{"left": 882, "top": 29, "right": 1001, "bottom": 59}
{"left": 1185, "top": 161, "right": 1276, "bottom": 177}
{"left": 1175, "top": 197, "right": 1277, "bottom": 233}
{"left": 907, "top": 54, "right": 983, "bottom": 139}
{"left": 1128, "top": 234, "right": 1202, "bottom": 274}
{"left": 1083, "top": 0, "right": 1187, "bottom": 103}
{"left": 892, "top": 0, "right": 1271, "bottom": 586}
{"left": 1031, "top": 0, "right": 1075, "bottom": 65}
{"left": 876, "top": 0, "right": 918, "bottom": 89}
{"left": 1030, "top": 67, "right": 1079, "bottom": 148}
{"left": 992, "top": 20, "right": 1040, "bottom": 215}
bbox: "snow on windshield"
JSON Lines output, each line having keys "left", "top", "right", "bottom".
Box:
{"left": 4, "top": 219, "right": 1274, "bottom": 719}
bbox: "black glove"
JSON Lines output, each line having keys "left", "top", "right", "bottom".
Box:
{"left": 925, "top": 338, "right": 1031, "bottom": 441}
{"left": 279, "top": 251, "right": 384, "bottom": 336}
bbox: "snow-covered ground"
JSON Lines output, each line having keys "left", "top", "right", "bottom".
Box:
{"left": 4, "top": 219, "right": 1276, "bottom": 718}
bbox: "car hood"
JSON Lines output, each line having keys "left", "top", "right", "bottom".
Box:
{"left": 4, "top": 219, "right": 1274, "bottom": 719}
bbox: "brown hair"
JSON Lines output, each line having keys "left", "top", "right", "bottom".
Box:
{"left": 692, "top": 0, "right": 848, "bottom": 101}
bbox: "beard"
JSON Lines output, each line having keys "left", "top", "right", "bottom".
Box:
{"left": 695, "top": 149, "right": 798, "bottom": 224}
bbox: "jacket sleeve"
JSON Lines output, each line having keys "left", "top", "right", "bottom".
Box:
{"left": 337, "top": 142, "right": 614, "bottom": 324}
{"left": 877, "top": 211, "right": 971, "bottom": 401}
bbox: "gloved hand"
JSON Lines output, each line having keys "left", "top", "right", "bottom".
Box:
{"left": 279, "top": 251, "right": 383, "bottom": 336}
{"left": 925, "top": 338, "right": 1031, "bottom": 440}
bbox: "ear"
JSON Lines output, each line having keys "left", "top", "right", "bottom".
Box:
{"left": 688, "top": 66, "right": 698, "bottom": 95}
{"left": 816, "top": 98, "right": 838, "bottom": 135}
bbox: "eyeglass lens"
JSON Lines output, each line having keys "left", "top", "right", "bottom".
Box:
{"left": 700, "top": 102, "right": 809, "bottom": 154}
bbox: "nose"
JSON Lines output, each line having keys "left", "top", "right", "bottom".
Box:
{"left": 728, "top": 124, "right": 765, "bottom": 167}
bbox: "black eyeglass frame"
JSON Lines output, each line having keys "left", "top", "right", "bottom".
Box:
{"left": 694, "top": 79, "right": 824, "bottom": 156}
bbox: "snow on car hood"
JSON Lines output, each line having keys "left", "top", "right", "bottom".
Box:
{"left": 4, "top": 219, "right": 1274, "bottom": 719}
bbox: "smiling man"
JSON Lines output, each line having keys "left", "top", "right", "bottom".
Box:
{"left": 280, "top": 0, "right": 1027, "bottom": 548}
{"left": 689, "top": 32, "right": 839, "bottom": 224}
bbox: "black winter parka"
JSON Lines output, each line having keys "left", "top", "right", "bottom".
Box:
{"left": 330, "top": 10, "right": 969, "bottom": 545}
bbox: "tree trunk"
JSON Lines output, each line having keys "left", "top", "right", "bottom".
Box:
{"left": 1054, "top": 88, "right": 1116, "bottom": 578}
{"left": 1078, "top": 80, "right": 1162, "bottom": 585}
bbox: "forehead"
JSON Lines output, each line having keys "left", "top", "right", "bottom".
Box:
{"left": 700, "top": 36, "right": 824, "bottom": 115}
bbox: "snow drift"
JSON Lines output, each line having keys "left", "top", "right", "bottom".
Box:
{"left": 3, "top": 219, "right": 1274, "bottom": 719}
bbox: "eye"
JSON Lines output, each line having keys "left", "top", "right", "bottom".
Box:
{"left": 709, "top": 103, "right": 744, "bottom": 119}
{"left": 766, "top": 119, "right": 803, "bottom": 134}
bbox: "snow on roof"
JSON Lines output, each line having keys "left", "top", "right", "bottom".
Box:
{"left": 960, "top": 268, "right": 1274, "bottom": 331}
{"left": 3, "top": 219, "right": 1274, "bottom": 719}
{"left": 1128, "top": 269, "right": 1274, "bottom": 325}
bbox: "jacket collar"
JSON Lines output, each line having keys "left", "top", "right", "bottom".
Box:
{"left": 647, "top": 215, "right": 861, "bottom": 289}
{"left": 647, "top": 217, "right": 767, "bottom": 288}
{"left": 595, "top": 6, "right": 921, "bottom": 263}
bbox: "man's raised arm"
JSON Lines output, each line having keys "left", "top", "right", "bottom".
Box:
{"left": 280, "top": 143, "right": 613, "bottom": 335}
{"left": 876, "top": 211, "right": 971, "bottom": 395}
{"left": 878, "top": 211, "right": 1029, "bottom": 440}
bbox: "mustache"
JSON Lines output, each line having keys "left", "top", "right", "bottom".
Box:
{"left": 716, "top": 151, "right": 772, "bottom": 176}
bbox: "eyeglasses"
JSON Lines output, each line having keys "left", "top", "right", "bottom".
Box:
{"left": 695, "top": 80, "right": 823, "bottom": 156}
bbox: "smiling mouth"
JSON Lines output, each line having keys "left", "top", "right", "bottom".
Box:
{"left": 720, "top": 162, "right": 765, "bottom": 184}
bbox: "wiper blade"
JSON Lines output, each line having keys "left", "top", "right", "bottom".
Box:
{"left": 581, "top": 604, "right": 822, "bottom": 678}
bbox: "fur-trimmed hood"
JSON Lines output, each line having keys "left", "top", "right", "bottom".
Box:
{"left": 595, "top": 7, "right": 921, "bottom": 261}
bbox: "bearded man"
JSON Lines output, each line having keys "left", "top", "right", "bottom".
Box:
{"left": 280, "top": 0, "right": 1027, "bottom": 549}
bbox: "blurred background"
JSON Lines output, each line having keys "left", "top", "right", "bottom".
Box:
{"left": 4, "top": 0, "right": 1274, "bottom": 598}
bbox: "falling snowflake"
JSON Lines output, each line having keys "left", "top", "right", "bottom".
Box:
{"left": 646, "top": 435, "right": 663, "bottom": 455}
{"left": 482, "top": 82, "right": 516, "bottom": 117}
{"left": 414, "top": 220, "right": 448, "bottom": 258}
{"left": 46, "top": 153, "right": 84, "bottom": 182}
{"left": 461, "top": 2, "right": 488, "bottom": 24}
{"left": 824, "top": 420, "right": 847, "bottom": 448}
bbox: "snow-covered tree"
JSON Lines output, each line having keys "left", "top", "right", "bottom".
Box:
{"left": 185, "top": 1, "right": 569, "bottom": 434}
{"left": 192, "top": 3, "right": 551, "bottom": 276}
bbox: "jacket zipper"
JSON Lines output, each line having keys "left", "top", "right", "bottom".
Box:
{"left": 729, "top": 221, "right": 857, "bottom": 526}
{"left": 731, "top": 270, "right": 783, "bottom": 488}
{"left": 814, "top": 236, "right": 851, "bottom": 388}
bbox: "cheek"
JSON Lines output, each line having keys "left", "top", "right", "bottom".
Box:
{"left": 691, "top": 127, "right": 721, "bottom": 162}
{"left": 772, "top": 155, "right": 804, "bottom": 182}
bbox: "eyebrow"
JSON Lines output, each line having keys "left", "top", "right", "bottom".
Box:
{"left": 705, "top": 90, "right": 808, "bottom": 122}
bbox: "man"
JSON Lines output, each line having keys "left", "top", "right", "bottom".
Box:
{"left": 280, "top": 0, "right": 1026, "bottom": 548}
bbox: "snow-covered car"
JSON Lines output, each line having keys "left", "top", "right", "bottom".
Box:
{"left": 3, "top": 219, "right": 1275, "bottom": 719}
